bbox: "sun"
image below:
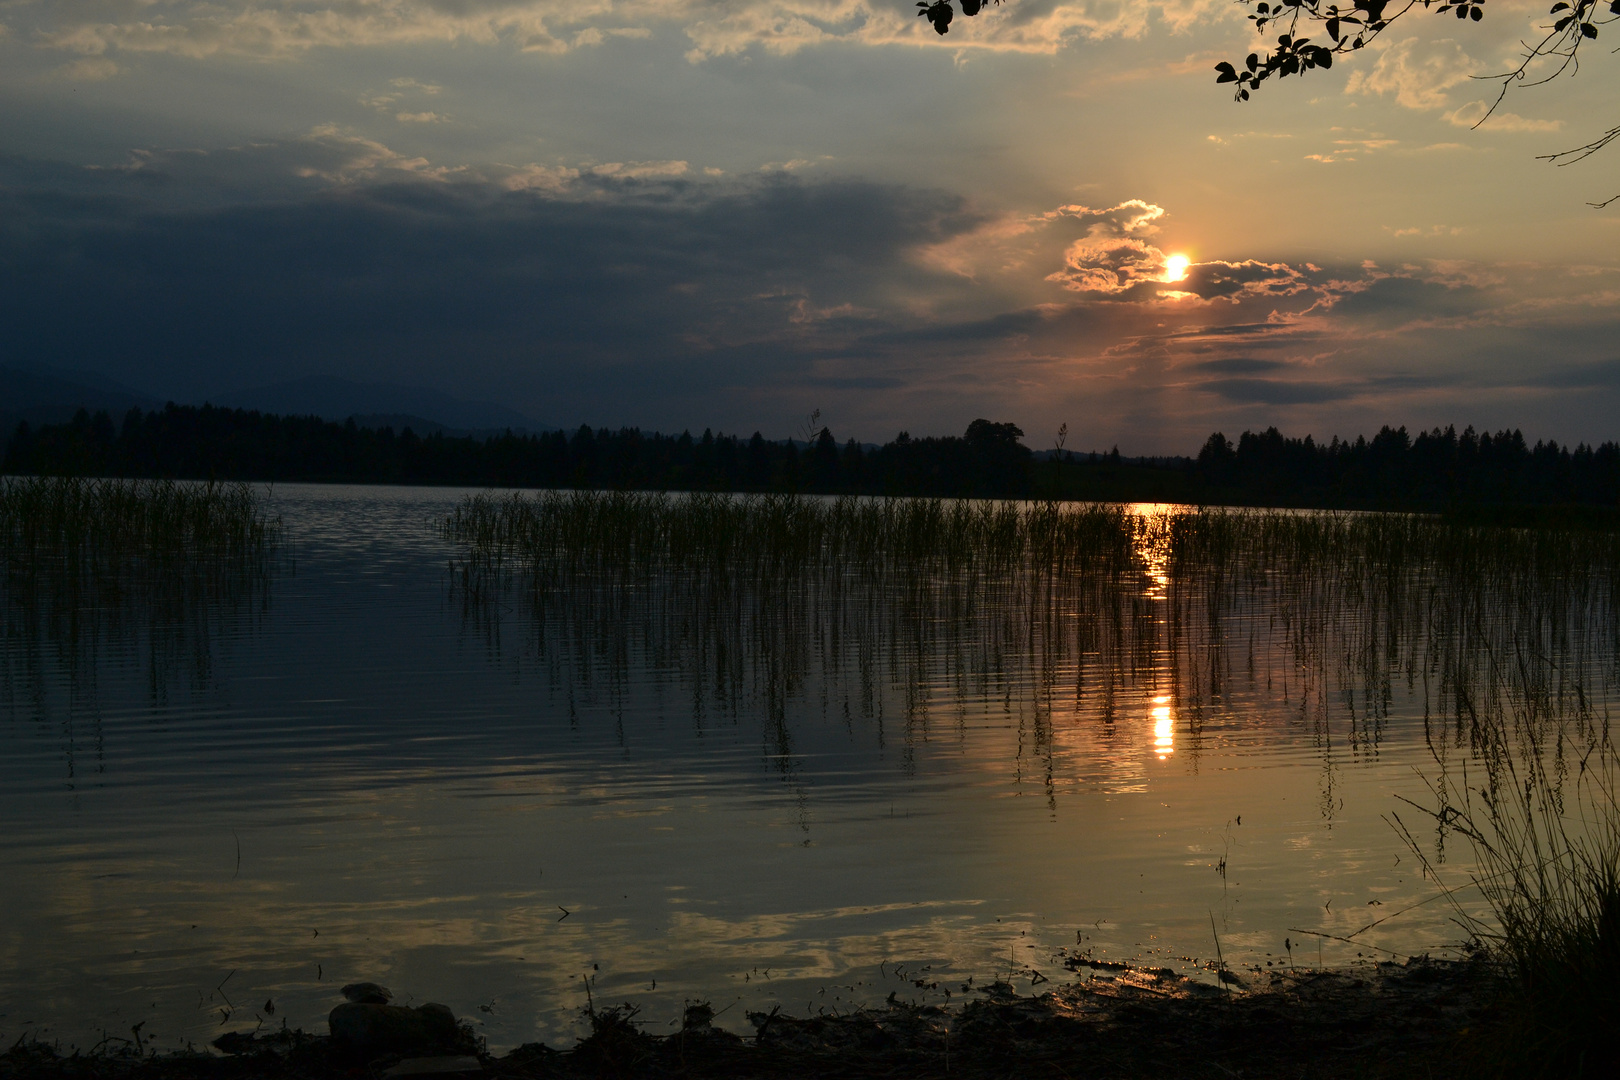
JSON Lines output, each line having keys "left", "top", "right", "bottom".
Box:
{"left": 1163, "top": 254, "right": 1190, "bottom": 283}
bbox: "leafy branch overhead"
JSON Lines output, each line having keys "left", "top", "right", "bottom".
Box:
{"left": 1213, "top": 0, "right": 1620, "bottom": 202}
{"left": 1213, "top": 0, "right": 1617, "bottom": 105}
{"left": 916, "top": 0, "right": 996, "bottom": 35}
{"left": 918, "top": 0, "right": 1620, "bottom": 199}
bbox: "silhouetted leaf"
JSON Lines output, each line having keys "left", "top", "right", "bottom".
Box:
{"left": 917, "top": 0, "right": 953, "bottom": 33}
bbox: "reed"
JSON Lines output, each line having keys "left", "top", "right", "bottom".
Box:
{"left": 448, "top": 493, "right": 1620, "bottom": 1035}
{"left": 443, "top": 491, "right": 1139, "bottom": 593}
{"left": 0, "top": 475, "right": 280, "bottom": 570}
{"left": 0, "top": 475, "right": 283, "bottom": 648}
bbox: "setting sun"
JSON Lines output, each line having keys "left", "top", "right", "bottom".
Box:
{"left": 1164, "top": 254, "right": 1190, "bottom": 282}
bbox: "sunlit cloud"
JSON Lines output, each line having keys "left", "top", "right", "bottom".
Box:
{"left": 3, "top": 130, "right": 1618, "bottom": 447}
{"left": 1343, "top": 36, "right": 1478, "bottom": 110}
{"left": 1443, "top": 100, "right": 1563, "bottom": 132}
{"left": 1044, "top": 200, "right": 1173, "bottom": 293}
{"left": 1172, "top": 259, "right": 1309, "bottom": 301}
{"left": 19, "top": 0, "right": 1245, "bottom": 70}
{"left": 293, "top": 124, "right": 453, "bottom": 182}
{"left": 1303, "top": 129, "right": 1400, "bottom": 163}
{"left": 58, "top": 57, "right": 121, "bottom": 81}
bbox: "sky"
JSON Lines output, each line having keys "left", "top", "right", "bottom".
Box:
{"left": 1, "top": 0, "right": 1618, "bottom": 451}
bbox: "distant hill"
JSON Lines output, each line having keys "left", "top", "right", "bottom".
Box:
{"left": 214, "top": 375, "right": 553, "bottom": 434}
{"left": 0, "top": 365, "right": 160, "bottom": 434}
{"left": 347, "top": 414, "right": 457, "bottom": 436}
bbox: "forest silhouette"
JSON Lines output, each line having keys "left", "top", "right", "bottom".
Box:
{"left": 5, "top": 405, "right": 1619, "bottom": 513}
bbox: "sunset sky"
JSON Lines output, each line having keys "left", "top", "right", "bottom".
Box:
{"left": 2, "top": 0, "right": 1617, "bottom": 450}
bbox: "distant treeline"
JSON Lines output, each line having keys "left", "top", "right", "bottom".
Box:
{"left": 5, "top": 404, "right": 1620, "bottom": 511}
{"left": 2, "top": 405, "right": 1033, "bottom": 498}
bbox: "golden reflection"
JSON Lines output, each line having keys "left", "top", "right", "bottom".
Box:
{"left": 1128, "top": 503, "right": 1177, "bottom": 599}
{"left": 1151, "top": 695, "right": 1174, "bottom": 759}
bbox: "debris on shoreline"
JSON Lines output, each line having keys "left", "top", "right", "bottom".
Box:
{"left": 0, "top": 957, "right": 1492, "bottom": 1080}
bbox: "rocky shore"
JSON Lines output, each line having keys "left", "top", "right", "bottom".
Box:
{"left": 0, "top": 957, "right": 1494, "bottom": 1080}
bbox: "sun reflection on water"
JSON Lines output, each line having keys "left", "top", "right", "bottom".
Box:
{"left": 1151, "top": 695, "right": 1174, "bottom": 759}
{"left": 1128, "top": 503, "right": 1177, "bottom": 600}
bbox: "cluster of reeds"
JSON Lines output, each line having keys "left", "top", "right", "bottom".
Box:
{"left": 0, "top": 475, "right": 282, "bottom": 651}
{"left": 0, "top": 475, "right": 280, "bottom": 570}
{"left": 1414, "top": 752, "right": 1620, "bottom": 1077}
{"left": 443, "top": 490, "right": 1139, "bottom": 590}
{"left": 449, "top": 493, "right": 1620, "bottom": 1020}
{"left": 1127, "top": 509, "right": 1620, "bottom": 1074}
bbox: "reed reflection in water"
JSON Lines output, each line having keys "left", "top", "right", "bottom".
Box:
{"left": 449, "top": 489, "right": 1620, "bottom": 914}
{"left": 1, "top": 477, "right": 281, "bottom": 780}
{"left": 0, "top": 485, "right": 1615, "bottom": 1053}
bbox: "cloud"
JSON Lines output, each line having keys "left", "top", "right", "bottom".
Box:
{"left": 0, "top": 146, "right": 987, "bottom": 432}
{"left": 1303, "top": 131, "right": 1399, "bottom": 164}
{"left": 1044, "top": 200, "right": 1173, "bottom": 293}
{"left": 589, "top": 160, "right": 690, "bottom": 179}
{"left": 1443, "top": 100, "right": 1563, "bottom": 133}
{"left": 1521, "top": 357, "right": 1620, "bottom": 391}
{"left": 4, "top": 142, "right": 1619, "bottom": 447}
{"left": 1195, "top": 378, "right": 1354, "bottom": 405}
{"left": 1184, "top": 358, "right": 1285, "bottom": 374}
{"left": 293, "top": 125, "right": 449, "bottom": 182}
{"left": 57, "top": 57, "right": 121, "bottom": 81}
{"left": 1343, "top": 37, "right": 1477, "bottom": 110}
{"left": 20, "top": 0, "right": 1241, "bottom": 68}
{"left": 1329, "top": 275, "right": 1488, "bottom": 320}
{"left": 1044, "top": 215, "right": 1309, "bottom": 304}
{"left": 1171, "top": 259, "right": 1308, "bottom": 301}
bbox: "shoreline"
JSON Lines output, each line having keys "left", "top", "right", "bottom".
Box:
{"left": 1, "top": 956, "right": 1492, "bottom": 1080}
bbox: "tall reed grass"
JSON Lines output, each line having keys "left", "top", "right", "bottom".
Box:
{"left": 0, "top": 475, "right": 282, "bottom": 656}
{"left": 443, "top": 490, "right": 1138, "bottom": 587}
{"left": 448, "top": 491, "right": 1620, "bottom": 1067}
{"left": 0, "top": 476, "right": 280, "bottom": 574}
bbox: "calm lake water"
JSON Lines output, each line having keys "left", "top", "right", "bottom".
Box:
{"left": 2, "top": 484, "right": 1598, "bottom": 1052}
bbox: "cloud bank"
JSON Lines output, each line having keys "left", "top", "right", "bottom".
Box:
{"left": 2, "top": 138, "right": 1617, "bottom": 449}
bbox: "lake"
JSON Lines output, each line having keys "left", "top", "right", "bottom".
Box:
{"left": 3, "top": 483, "right": 1608, "bottom": 1052}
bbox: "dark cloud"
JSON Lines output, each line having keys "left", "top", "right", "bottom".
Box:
{"left": 1196, "top": 378, "right": 1355, "bottom": 405}
{"left": 1521, "top": 357, "right": 1620, "bottom": 390}
{"left": 0, "top": 151, "right": 985, "bottom": 430}
{"left": 1330, "top": 276, "right": 1488, "bottom": 320}
{"left": 1185, "top": 358, "right": 1285, "bottom": 375}
{"left": 1168, "top": 322, "right": 1289, "bottom": 339}
{"left": 863, "top": 309, "right": 1053, "bottom": 346}
{"left": 803, "top": 375, "right": 907, "bottom": 389}
{"left": 1172, "top": 260, "right": 1308, "bottom": 302}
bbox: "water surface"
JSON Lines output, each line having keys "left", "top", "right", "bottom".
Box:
{"left": 3, "top": 485, "right": 1598, "bottom": 1051}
